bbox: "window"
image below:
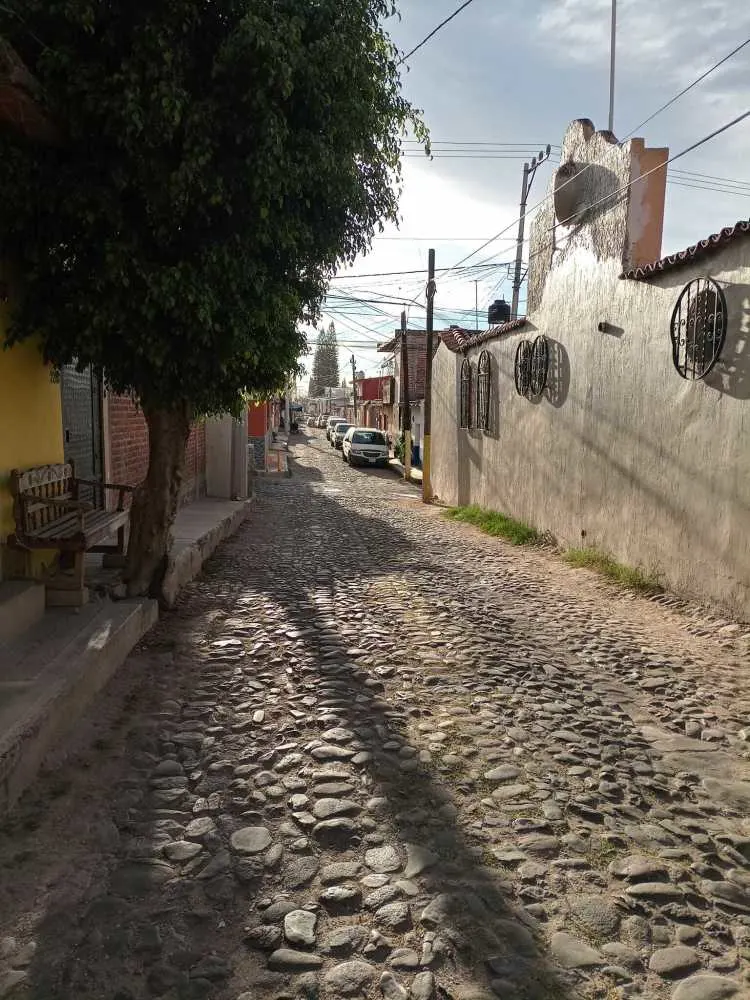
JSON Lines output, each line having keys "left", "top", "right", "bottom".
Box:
{"left": 460, "top": 358, "right": 472, "bottom": 428}
{"left": 670, "top": 276, "right": 727, "bottom": 380}
{"left": 352, "top": 431, "right": 386, "bottom": 445}
{"left": 529, "top": 336, "right": 549, "bottom": 397}
{"left": 477, "top": 351, "right": 491, "bottom": 430}
{"left": 514, "top": 340, "right": 533, "bottom": 396}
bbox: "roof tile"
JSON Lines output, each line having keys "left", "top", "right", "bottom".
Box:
{"left": 620, "top": 219, "right": 750, "bottom": 280}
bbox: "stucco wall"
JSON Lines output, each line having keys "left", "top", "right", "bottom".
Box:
{"left": 0, "top": 332, "right": 64, "bottom": 580}
{"left": 431, "top": 238, "right": 750, "bottom": 620}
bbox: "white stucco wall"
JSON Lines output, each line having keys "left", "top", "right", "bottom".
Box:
{"left": 431, "top": 239, "right": 750, "bottom": 620}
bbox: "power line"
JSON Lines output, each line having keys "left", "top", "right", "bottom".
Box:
{"left": 373, "top": 235, "right": 519, "bottom": 242}
{"left": 400, "top": 140, "right": 562, "bottom": 148}
{"left": 444, "top": 34, "right": 750, "bottom": 275}
{"left": 624, "top": 36, "right": 750, "bottom": 139}
{"left": 548, "top": 109, "right": 750, "bottom": 242}
{"left": 328, "top": 262, "right": 508, "bottom": 280}
{"left": 398, "top": 0, "right": 478, "bottom": 65}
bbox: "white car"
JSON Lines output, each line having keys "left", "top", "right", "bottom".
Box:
{"left": 325, "top": 415, "right": 342, "bottom": 441}
{"left": 342, "top": 427, "right": 389, "bottom": 467}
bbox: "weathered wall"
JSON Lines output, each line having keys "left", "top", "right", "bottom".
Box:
{"left": 431, "top": 237, "right": 750, "bottom": 620}
{"left": 529, "top": 119, "right": 667, "bottom": 312}
{"left": 0, "top": 333, "right": 64, "bottom": 580}
{"left": 107, "top": 394, "right": 206, "bottom": 505}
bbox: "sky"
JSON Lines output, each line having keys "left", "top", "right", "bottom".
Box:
{"left": 300, "top": 0, "right": 750, "bottom": 394}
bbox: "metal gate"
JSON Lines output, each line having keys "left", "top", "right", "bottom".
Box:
{"left": 60, "top": 364, "right": 103, "bottom": 483}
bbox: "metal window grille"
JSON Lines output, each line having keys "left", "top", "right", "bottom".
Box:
{"left": 477, "top": 350, "right": 491, "bottom": 430}
{"left": 670, "top": 276, "right": 727, "bottom": 380}
{"left": 529, "top": 335, "right": 549, "bottom": 397}
{"left": 514, "top": 340, "right": 533, "bottom": 396}
{"left": 460, "top": 357, "right": 472, "bottom": 428}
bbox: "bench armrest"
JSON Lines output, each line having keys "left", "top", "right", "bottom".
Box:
{"left": 75, "top": 479, "right": 135, "bottom": 492}
{"left": 74, "top": 478, "right": 134, "bottom": 511}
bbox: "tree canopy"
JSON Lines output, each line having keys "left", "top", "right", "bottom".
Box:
{"left": 308, "top": 322, "right": 340, "bottom": 398}
{"left": 0, "top": 0, "right": 424, "bottom": 414}
{"left": 0, "top": 0, "right": 425, "bottom": 596}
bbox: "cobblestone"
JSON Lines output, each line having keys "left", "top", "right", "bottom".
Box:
{"left": 0, "top": 429, "right": 749, "bottom": 1000}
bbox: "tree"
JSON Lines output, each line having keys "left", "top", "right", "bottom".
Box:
{"left": 0, "top": 1, "right": 425, "bottom": 598}
{"left": 308, "top": 322, "right": 340, "bottom": 399}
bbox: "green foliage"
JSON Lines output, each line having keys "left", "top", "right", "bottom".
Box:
{"left": 564, "top": 547, "right": 663, "bottom": 594}
{"left": 308, "top": 322, "right": 340, "bottom": 399}
{"left": 393, "top": 432, "right": 405, "bottom": 461}
{"left": 0, "top": 0, "right": 425, "bottom": 415}
{"left": 443, "top": 505, "right": 541, "bottom": 546}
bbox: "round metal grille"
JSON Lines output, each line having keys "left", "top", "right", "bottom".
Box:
{"left": 514, "top": 340, "right": 532, "bottom": 396}
{"left": 670, "top": 277, "right": 727, "bottom": 380}
{"left": 529, "top": 335, "right": 549, "bottom": 397}
{"left": 477, "top": 350, "right": 491, "bottom": 429}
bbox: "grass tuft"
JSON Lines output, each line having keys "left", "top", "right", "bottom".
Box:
{"left": 564, "top": 546, "right": 662, "bottom": 595}
{"left": 443, "top": 505, "right": 540, "bottom": 546}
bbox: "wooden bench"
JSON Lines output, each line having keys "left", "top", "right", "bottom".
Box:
{"left": 9, "top": 463, "right": 134, "bottom": 599}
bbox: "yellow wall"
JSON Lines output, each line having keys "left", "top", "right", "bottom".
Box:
{"left": 0, "top": 315, "right": 64, "bottom": 579}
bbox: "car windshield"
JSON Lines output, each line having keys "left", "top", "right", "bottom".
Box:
{"left": 352, "top": 431, "right": 386, "bottom": 445}
{"left": 335, "top": 424, "right": 352, "bottom": 434}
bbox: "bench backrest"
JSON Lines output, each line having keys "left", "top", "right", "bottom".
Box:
{"left": 10, "top": 463, "right": 75, "bottom": 537}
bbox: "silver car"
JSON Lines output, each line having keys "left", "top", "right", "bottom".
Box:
{"left": 332, "top": 422, "right": 353, "bottom": 449}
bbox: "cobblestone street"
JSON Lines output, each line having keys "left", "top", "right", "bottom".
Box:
{"left": 1, "top": 429, "right": 750, "bottom": 1000}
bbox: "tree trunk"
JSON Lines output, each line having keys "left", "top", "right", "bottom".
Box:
{"left": 124, "top": 401, "right": 192, "bottom": 601}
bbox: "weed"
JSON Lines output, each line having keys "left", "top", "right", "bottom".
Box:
{"left": 443, "top": 505, "right": 541, "bottom": 546}
{"left": 564, "top": 547, "right": 662, "bottom": 595}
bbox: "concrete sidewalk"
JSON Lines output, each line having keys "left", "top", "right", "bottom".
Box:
{"left": 388, "top": 457, "right": 423, "bottom": 485}
{"left": 0, "top": 496, "right": 254, "bottom": 815}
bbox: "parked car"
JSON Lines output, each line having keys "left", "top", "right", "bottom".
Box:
{"left": 316, "top": 415, "right": 327, "bottom": 428}
{"left": 332, "top": 422, "right": 353, "bottom": 449}
{"left": 342, "top": 427, "right": 389, "bottom": 467}
{"left": 306, "top": 417, "right": 316, "bottom": 427}
{"left": 325, "top": 415, "right": 342, "bottom": 441}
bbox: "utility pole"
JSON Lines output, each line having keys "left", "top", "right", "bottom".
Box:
{"left": 511, "top": 144, "right": 552, "bottom": 320}
{"left": 351, "top": 355, "right": 357, "bottom": 423}
{"left": 400, "top": 310, "right": 411, "bottom": 482}
{"left": 474, "top": 280, "right": 479, "bottom": 332}
{"left": 422, "top": 249, "right": 436, "bottom": 503}
{"left": 608, "top": 0, "right": 617, "bottom": 133}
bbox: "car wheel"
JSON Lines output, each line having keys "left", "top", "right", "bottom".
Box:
{"left": 341, "top": 450, "right": 347, "bottom": 462}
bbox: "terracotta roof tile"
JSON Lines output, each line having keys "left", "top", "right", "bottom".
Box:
{"left": 620, "top": 220, "right": 750, "bottom": 281}
{"left": 439, "top": 317, "right": 528, "bottom": 354}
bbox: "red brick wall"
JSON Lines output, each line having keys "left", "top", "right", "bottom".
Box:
{"left": 108, "top": 394, "right": 149, "bottom": 490}
{"left": 107, "top": 394, "right": 205, "bottom": 506}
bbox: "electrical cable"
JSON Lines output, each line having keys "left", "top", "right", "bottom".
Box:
{"left": 444, "top": 35, "right": 750, "bottom": 274}
{"left": 397, "top": 0, "right": 478, "bottom": 65}
{"left": 624, "top": 36, "right": 750, "bottom": 139}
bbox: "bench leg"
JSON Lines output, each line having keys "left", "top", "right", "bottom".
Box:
{"left": 102, "top": 524, "right": 127, "bottom": 569}
{"left": 46, "top": 550, "right": 89, "bottom": 607}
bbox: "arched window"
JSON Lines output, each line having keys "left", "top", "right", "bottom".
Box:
{"left": 477, "top": 351, "right": 491, "bottom": 430}
{"left": 529, "top": 335, "right": 549, "bottom": 397}
{"left": 670, "top": 276, "right": 727, "bottom": 380}
{"left": 460, "top": 358, "right": 472, "bottom": 428}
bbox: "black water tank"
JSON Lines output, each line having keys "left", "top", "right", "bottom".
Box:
{"left": 488, "top": 299, "right": 511, "bottom": 325}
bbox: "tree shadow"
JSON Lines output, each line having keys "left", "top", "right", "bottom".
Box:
{"left": 2, "top": 468, "right": 577, "bottom": 1000}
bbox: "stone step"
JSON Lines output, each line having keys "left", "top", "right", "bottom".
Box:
{"left": 0, "top": 580, "right": 45, "bottom": 645}
{"left": 0, "top": 596, "right": 157, "bottom": 816}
